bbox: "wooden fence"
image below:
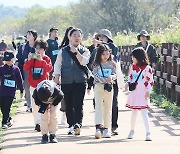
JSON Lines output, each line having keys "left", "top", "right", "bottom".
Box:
{"left": 119, "top": 43, "right": 180, "bottom": 106}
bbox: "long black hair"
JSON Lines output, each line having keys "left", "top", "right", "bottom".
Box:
{"left": 131, "top": 47, "right": 149, "bottom": 66}
{"left": 93, "top": 44, "right": 115, "bottom": 67}
{"left": 59, "top": 26, "right": 74, "bottom": 49}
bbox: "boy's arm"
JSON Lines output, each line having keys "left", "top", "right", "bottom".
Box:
{"left": 15, "top": 67, "right": 24, "bottom": 93}
{"left": 52, "top": 87, "right": 64, "bottom": 106}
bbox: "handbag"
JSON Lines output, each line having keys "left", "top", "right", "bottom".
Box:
{"left": 99, "top": 64, "right": 112, "bottom": 92}
{"left": 129, "top": 70, "right": 143, "bottom": 91}
{"left": 32, "top": 60, "right": 43, "bottom": 80}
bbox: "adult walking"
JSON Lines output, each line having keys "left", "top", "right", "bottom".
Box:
{"left": 54, "top": 28, "right": 90, "bottom": 135}
{"left": 46, "top": 27, "right": 59, "bottom": 79}
{"left": 16, "top": 30, "right": 37, "bottom": 112}
{"left": 135, "top": 30, "right": 158, "bottom": 67}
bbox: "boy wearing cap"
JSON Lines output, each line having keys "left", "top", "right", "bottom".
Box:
{"left": 135, "top": 30, "right": 158, "bottom": 67}
{"left": 32, "top": 80, "right": 64, "bottom": 144}
{"left": 46, "top": 27, "right": 59, "bottom": 79}
{"left": 0, "top": 51, "right": 24, "bottom": 129}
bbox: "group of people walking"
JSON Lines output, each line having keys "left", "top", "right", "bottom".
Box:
{"left": 0, "top": 26, "right": 157, "bottom": 144}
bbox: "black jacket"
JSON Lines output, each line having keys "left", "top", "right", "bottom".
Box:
{"left": 32, "top": 86, "right": 64, "bottom": 114}
{"left": 135, "top": 42, "right": 158, "bottom": 64}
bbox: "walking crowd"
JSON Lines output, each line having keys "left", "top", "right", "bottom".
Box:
{"left": 0, "top": 27, "right": 157, "bottom": 144}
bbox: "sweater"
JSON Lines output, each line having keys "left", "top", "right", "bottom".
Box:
{"left": 23, "top": 55, "right": 53, "bottom": 88}
{"left": 0, "top": 64, "right": 24, "bottom": 97}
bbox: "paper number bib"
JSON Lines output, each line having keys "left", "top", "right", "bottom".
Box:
{"left": 98, "top": 68, "right": 112, "bottom": 77}
{"left": 4, "top": 79, "right": 16, "bottom": 88}
{"left": 52, "top": 50, "right": 59, "bottom": 56}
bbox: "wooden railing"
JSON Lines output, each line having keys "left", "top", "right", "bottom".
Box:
{"left": 119, "top": 43, "right": 180, "bottom": 105}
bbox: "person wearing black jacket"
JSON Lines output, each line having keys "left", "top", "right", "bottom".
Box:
{"left": 46, "top": 27, "right": 59, "bottom": 79}
{"left": 135, "top": 30, "right": 158, "bottom": 68}
{"left": 33, "top": 80, "right": 64, "bottom": 144}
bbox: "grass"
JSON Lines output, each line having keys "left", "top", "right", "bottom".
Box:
{"left": 150, "top": 90, "right": 180, "bottom": 121}
{"left": 0, "top": 91, "right": 24, "bottom": 150}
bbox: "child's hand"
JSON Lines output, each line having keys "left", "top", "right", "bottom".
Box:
{"left": 87, "top": 89, "right": 91, "bottom": 95}
{"left": 49, "top": 105, "right": 55, "bottom": 113}
{"left": 124, "top": 83, "right": 129, "bottom": 92}
{"left": 107, "top": 77, "right": 113, "bottom": 84}
{"left": 20, "top": 93, "right": 23, "bottom": 98}
{"left": 28, "top": 53, "right": 32, "bottom": 61}
{"left": 145, "top": 91, "right": 150, "bottom": 100}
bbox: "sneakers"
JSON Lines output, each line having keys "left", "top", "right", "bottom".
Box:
{"left": 95, "top": 129, "right": 102, "bottom": 139}
{"left": 112, "top": 127, "right": 118, "bottom": 135}
{"left": 26, "top": 108, "right": 32, "bottom": 113}
{"left": 49, "top": 134, "right": 58, "bottom": 143}
{"left": 24, "top": 102, "right": 27, "bottom": 106}
{"left": 35, "top": 124, "right": 41, "bottom": 132}
{"left": 68, "top": 126, "right": 74, "bottom": 135}
{"left": 102, "top": 129, "right": 111, "bottom": 138}
{"left": 128, "top": 130, "right": 135, "bottom": 139}
{"left": 146, "top": 132, "right": 152, "bottom": 141}
{"left": 74, "top": 123, "right": 81, "bottom": 135}
{"left": 7, "top": 117, "right": 13, "bottom": 128}
{"left": 2, "top": 124, "right": 8, "bottom": 129}
{"left": 60, "top": 113, "right": 66, "bottom": 125}
{"left": 41, "top": 134, "right": 48, "bottom": 144}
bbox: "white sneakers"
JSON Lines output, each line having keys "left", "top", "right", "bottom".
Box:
{"left": 68, "top": 126, "right": 74, "bottom": 135}
{"left": 146, "top": 132, "right": 152, "bottom": 141}
{"left": 128, "top": 130, "right": 135, "bottom": 139}
{"left": 95, "top": 129, "right": 102, "bottom": 139}
{"left": 95, "top": 129, "right": 111, "bottom": 139}
{"left": 128, "top": 130, "right": 152, "bottom": 141}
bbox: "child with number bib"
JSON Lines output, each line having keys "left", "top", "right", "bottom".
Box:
{"left": 125, "top": 47, "right": 154, "bottom": 141}
{"left": 0, "top": 51, "right": 24, "bottom": 129}
{"left": 24, "top": 40, "right": 52, "bottom": 132}
{"left": 93, "top": 44, "right": 116, "bottom": 139}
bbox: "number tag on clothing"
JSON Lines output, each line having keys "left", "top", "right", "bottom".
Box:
{"left": 52, "top": 50, "right": 59, "bottom": 56}
{"left": 4, "top": 79, "right": 16, "bottom": 88}
{"left": 98, "top": 68, "right": 112, "bottom": 77}
{"left": 33, "top": 68, "right": 44, "bottom": 75}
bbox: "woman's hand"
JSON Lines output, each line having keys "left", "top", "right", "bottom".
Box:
{"left": 71, "top": 46, "right": 77, "bottom": 53}
{"left": 145, "top": 91, "right": 150, "bottom": 100}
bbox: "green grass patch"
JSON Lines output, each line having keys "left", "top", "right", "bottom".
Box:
{"left": 0, "top": 91, "right": 24, "bottom": 150}
{"left": 150, "top": 90, "right": 180, "bottom": 121}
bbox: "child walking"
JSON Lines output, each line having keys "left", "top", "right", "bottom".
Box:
{"left": 24, "top": 40, "right": 53, "bottom": 132}
{"left": 33, "top": 80, "right": 64, "bottom": 144}
{"left": 125, "top": 47, "right": 154, "bottom": 141}
{"left": 0, "top": 51, "right": 23, "bottom": 129}
{"left": 93, "top": 44, "right": 116, "bottom": 139}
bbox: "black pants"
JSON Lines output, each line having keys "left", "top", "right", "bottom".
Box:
{"left": 61, "top": 82, "right": 86, "bottom": 127}
{"left": 112, "top": 83, "right": 119, "bottom": 129}
{"left": 0, "top": 96, "right": 14, "bottom": 125}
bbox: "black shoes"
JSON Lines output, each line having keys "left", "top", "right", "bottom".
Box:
{"left": 41, "top": 134, "right": 48, "bottom": 144}
{"left": 41, "top": 134, "right": 58, "bottom": 144}
{"left": 49, "top": 134, "right": 58, "bottom": 143}
{"left": 35, "top": 124, "right": 41, "bottom": 132}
